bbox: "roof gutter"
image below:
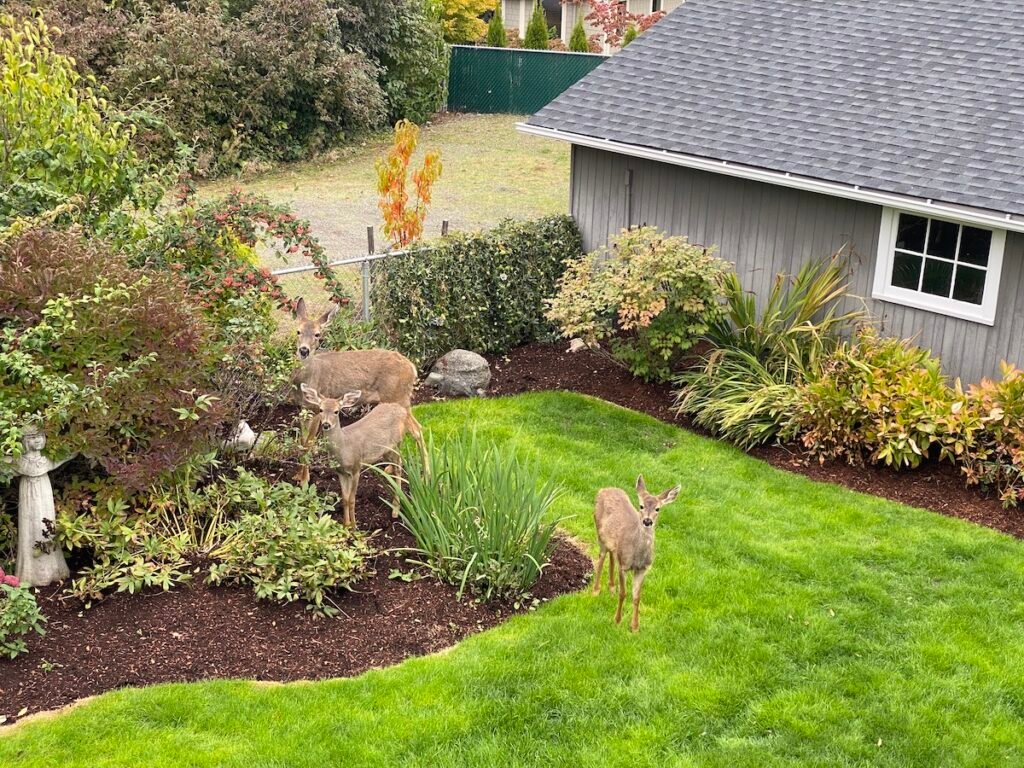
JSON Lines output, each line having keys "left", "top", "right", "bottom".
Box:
{"left": 516, "top": 122, "right": 1024, "bottom": 235}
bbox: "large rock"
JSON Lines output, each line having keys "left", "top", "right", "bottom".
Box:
{"left": 425, "top": 350, "right": 491, "bottom": 397}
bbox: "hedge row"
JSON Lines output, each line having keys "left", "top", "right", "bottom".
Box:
{"left": 371, "top": 216, "right": 583, "bottom": 368}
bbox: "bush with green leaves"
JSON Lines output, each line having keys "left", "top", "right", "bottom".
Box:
{"left": 372, "top": 215, "right": 582, "bottom": 368}
{"left": 568, "top": 18, "right": 589, "bottom": 52}
{"left": 796, "top": 327, "right": 954, "bottom": 469}
{"left": 523, "top": 1, "right": 550, "bottom": 49}
{"left": 674, "top": 256, "right": 861, "bottom": 447}
{"left": 380, "top": 432, "right": 561, "bottom": 602}
{"left": 548, "top": 226, "right": 729, "bottom": 382}
{"left": 0, "top": 229, "right": 223, "bottom": 487}
{"left": 486, "top": 3, "right": 508, "bottom": 46}
{"left": 208, "top": 470, "right": 371, "bottom": 616}
{"left": 378, "top": 0, "right": 449, "bottom": 124}
{"left": 0, "top": 568, "right": 46, "bottom": 660}
{"left": 0, "top": 13, "right": 166, "bottom": 232}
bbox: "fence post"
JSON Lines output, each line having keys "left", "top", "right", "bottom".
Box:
{"left": 442, "top": 219, "right": 449, "bottom": 237}
{"left": 363, "top": 226, "right": 374, "bottom": 322}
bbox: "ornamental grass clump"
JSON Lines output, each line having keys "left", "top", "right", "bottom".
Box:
{"left": 381, "top": 432, "right": 561, "bottom": 602}
{"left": 547, "top": 226, "right": 730, "bottom": 382}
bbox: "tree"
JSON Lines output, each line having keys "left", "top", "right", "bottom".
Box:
{"left": 621, "top": 23, "right": 637, "bottom": 46}
{"left": 376, "top": 120, "right": 442, "bottom": 248}
{"left": 523, "top": 1, "right": 548, "bottom": 49}
{"left": 486, "top": 2, "right": 507, "bottom": 46}
{"left": 568, "top": 17, "right": 589, "bottom": 51}
{"left": 584, "top": 0, "right": 663, "bottom": 48}
{"left": 440, "top": 0, "right": 492, "bottom": 42}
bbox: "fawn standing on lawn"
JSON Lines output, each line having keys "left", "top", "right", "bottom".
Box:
{"left": 290, "top": 297, "right": 418, "bottom": 484}
{"left": 593, "top": 475, "right": 680, "bottom": 632}
{"left": 300, "top": 385, "right": 427, "bottom": 528}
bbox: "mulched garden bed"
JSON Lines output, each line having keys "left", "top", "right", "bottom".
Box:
{"left": 476, "top": 341, "right": 1024, "bottom": 540}
{"left": 0, "top": 469, "right": 591, "bottom": 726}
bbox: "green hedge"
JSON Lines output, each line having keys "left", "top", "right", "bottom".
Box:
{"left": 371, "top": 215, "right": 582, "bottom": 368}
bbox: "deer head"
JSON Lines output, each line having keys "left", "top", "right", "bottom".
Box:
{"left": 300, "top": 385, "right": 361, "bottom": 432}
{"left": 635, "top": 475, "right": 680, "bottom": 529}
{"left": 294, "top": 297, "right": 339, "bottom": 359}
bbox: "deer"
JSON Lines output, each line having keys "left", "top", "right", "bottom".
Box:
{"left": 593, "top": 475, "right": 680, "bottom": 633}
{"left": 300, "top": 385, "right": 427, "bottom": 528}
{"left": 289, "top": 297, "right": 418, "bottom": 484}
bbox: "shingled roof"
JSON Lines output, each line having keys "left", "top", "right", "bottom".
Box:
{"left": 528, "top": 0, "right": 1024, "bottom": 220}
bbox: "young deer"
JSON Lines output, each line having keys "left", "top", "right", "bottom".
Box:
{"left": 300, "top": 385, "right": 427, "bottom": 528}
{"left": 289, "top": 297, "right": 418, "bottom": 483}
{"left": 593, "top": 475, "right": 680, "bottom": 633}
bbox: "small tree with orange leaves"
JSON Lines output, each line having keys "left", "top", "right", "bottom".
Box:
{"left": 376, "top": 120, "right": 442, "bottom": 249}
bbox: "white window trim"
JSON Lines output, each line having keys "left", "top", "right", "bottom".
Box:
{"left": 872, "top": 207, "right": 1006, "bottom": 326}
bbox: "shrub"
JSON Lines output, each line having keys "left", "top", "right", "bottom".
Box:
{"left": 108, "top": 0, "right": 387, "bottom": 173}
{"left": 380, "top": 432, "right": 561, "bottom": 601}
{"left": 0, "top": 14, "right": 165, "bottom": 232}
{"left": 208, "top": 470, "right": 371, "bottom": 616}
{"left": 373, "top": 215, "right": 582, "bottom": 367}
{"left": 674, "top": 256, "right": 861, "bottom": 447}
{"left": 622, "top": 24, "right": 638, "bottom": 46}
{"left": 0, "top": 230, "right": 222, "bottom": 487}
{"left": 0, "top": 569, "right": 46, "bottom": 659}
{"left": 548, "top": 226, "right": 729, "bottom": 382}
{"left": 568, "top": 18, "right": 589, "bottom": 52}
{"left": 377, "top": 0, "right": 449, "bottom": 124}
{"left": 486, "top": 2, "right": 508, "bottom": 46}
{"left": 523, "top": 2, "right": 549, "bottom": 49}
{"left": 796, "top": 328, "right": 953, "bottom": 469}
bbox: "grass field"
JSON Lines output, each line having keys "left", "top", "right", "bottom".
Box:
{"left": 3, "top": 393, "right": 1024, "bottom": 766}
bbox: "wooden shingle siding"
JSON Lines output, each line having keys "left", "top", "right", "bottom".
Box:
{"left": 570, "top": 145, "right": 1024, "bottom": 383}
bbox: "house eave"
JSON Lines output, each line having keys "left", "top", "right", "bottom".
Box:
{"left": 516, "top": 122, "right": 1024, "bottom": 234}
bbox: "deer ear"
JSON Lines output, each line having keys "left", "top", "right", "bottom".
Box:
{"left": 660, "top": 485, "right": 681, "bottom": 505}
{"left": 319, "top": 303, "right": 339, "bottom": 326}
{"left": 300, "top": 383, "right": 321, "bottom": 406}
{"left": 293, "top": 297, "right": 308, "bottom": 320}
{"left": 340, "top": 390, "right": 362, "bottom": 409}
{"left": 636, "top": 475, "right": 647, "bottom": 494}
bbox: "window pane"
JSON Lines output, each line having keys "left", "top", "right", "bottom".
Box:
{"left": 895, "top": 214, "right": 927, "bottom": 252}
{"left": 953, "top": 266, "right": 986, "bottom": 305}
{"left": 922, "top": 258, "right": 954, "bottom": 297}
{"left": 958, "top": 226, "right": 991, "bottom": 266}
{"left": 926, "top": 219, "right": 959, "bottom": 259}
{"left": 892, "top": 252, "right": 923, "bottom": 290}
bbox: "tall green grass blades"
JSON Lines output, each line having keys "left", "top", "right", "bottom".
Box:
{"left": 378, "top": 432, "right": 562, "bottom": 602}
{"left": 676, "top": 255, "right": 862, "bottom": 447}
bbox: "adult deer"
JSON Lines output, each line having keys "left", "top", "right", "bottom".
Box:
{"left": 593, "top": 475, "right": 680, "bottom": 633}
{"left": 301, "top": 386, "right": 427, "bottom": 528}
{"left": 289, "top": 296, "right": 418, "bottom": 484}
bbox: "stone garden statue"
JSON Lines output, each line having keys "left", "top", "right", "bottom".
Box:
{"left": 5, "top": 427, "right": 73, "bottom": 587}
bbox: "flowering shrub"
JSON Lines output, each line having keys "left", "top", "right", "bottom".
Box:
{"left": 0, "top": 567, "right": 46, "bottom": 659}
{"left": 0, "top": 229, "right": 222, "bottom": 486}
{"left": 373, "top": 215, "right": 582, "bottom": 367}
{"left": 548, "top": 227, "right": 729, "bottom": 382}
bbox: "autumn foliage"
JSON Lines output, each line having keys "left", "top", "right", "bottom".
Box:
{"left": 376, "top": 120, "right": 442, "bottom": 248}
{"left": 583, "top": 0, "right": 663, "bottom": 47}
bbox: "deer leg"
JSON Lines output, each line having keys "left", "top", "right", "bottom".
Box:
{"left": 608, "top": 551, "right": 616, "bottom": 590}
{"left": 630, "top": 569, "right": 648, "bottom": 633}
{"left": 614, "top": 566, "right": 626, "bottom": 625}
{"left": 339, "top": 472, "right": 357, "bottom": 528}
{"left": 592, "top": 545, "right": 607, "bottom": 596}
{"left": 386, "top": 452, "right": 403, "bottom": 520}
{"left": 293, "top": 413, "right": 318, "bottom": 485}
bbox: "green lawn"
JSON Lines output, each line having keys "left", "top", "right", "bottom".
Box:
{"left": 3, "top": 393, "right": 1024, "bottom": 766}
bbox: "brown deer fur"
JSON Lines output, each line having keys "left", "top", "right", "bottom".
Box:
{"left": 593, "top": 475, "right": 680, "bottom": 632}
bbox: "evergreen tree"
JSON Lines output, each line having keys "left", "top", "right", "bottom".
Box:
{"left": 523, "top": 2, "right": 549, "bottom": 49}
{"left": 568, "top": 17, "right": 589, "bottom": 52}
{"left": 622, "top": 23, "right": 638, "bottom": 46}
{"left": 486, "top": 2, "right": 508, "bottom": 46}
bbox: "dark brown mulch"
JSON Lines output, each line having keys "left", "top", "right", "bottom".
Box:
{"left": 0, "top": 471, "right": 591, "bottom": 725}
{"left": 469, "top": 341, "right": 1024, "bottom": 541}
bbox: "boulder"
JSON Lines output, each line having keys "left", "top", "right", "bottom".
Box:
{"left": 424, "top": 349, "right": 491, "bottom": 397}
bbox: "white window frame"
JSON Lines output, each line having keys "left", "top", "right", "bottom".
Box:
{"left": 872, "top": 207, "right": 1006, "bottom": 326}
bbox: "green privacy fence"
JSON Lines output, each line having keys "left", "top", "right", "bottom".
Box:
{"left": 447, "top": 45, "right": 608, "bottom": 114}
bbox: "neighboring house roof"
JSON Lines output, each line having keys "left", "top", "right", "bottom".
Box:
{"left": 527, "top": 0, "right": 1024, "bottom": 222}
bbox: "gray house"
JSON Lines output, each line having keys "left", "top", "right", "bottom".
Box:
{"left": 519, "top": 0, "right": 1024, "bottom": 383}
